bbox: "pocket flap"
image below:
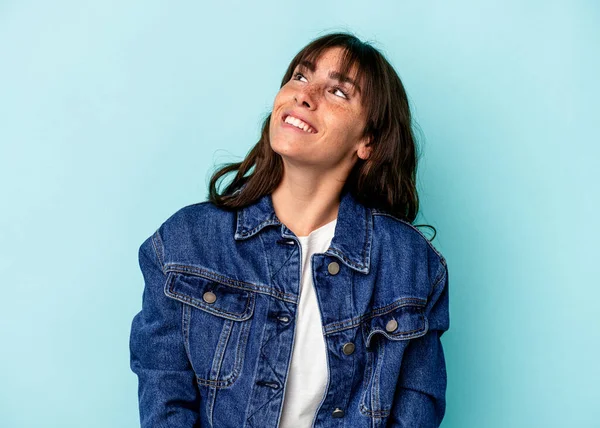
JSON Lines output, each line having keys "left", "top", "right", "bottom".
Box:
{"left": 361, "top": 303, "right": 428, "bottom": 348}
{"left": 164, "top": 273, "right": 255, "bottom": 321}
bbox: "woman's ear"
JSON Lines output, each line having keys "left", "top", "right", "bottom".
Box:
{"left": 357, "top": 136, "right": 373, "bottom": 160}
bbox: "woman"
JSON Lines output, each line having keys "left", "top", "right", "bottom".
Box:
{"left": 130, "top": 32, "right": 450, "bottom": 428}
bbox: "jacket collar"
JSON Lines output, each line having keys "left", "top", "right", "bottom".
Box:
{"left": 234, "top": 188, "right": 372, "bottom": 274}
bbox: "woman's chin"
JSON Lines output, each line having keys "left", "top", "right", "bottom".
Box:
{"left": 271, "top": 138, "right": 307, "bottom": 155}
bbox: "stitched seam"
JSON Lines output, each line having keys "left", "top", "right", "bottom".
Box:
{"left": 182, "top": 303, "right": 197, "bottom": 374}
{"left": 359, "top": 349, "right": 374, "bottom": 416}
{"left": 362, "top": 208, "right": 373, "bottom": 270}
{"left": 234, "top": 315, "right": 252, "bottom": 379}
{"left": 206, "top": 319, "right": 232, "bottom": 421}
{"left": 237, "top": 219, "right": 281, "bottom": 239}
{"left": 197, "top": 375, "right": 239, "bottom": 388}
{"left": 358, "top": 345, "right": 391, "bottom": 419}
{"left": 257, "top": 232, "right": 276, "bottom": 291}
{"left": 195, "top": 315, "right": 253, "bottom": 389}
{"left": 323, "top": 299, "right": 426, "bottom": 335}
{"left": 210, "top": 315, "right": 252, "bottom": 387}
{"left": 374, "top": 339, "right": 382, "bottom": 415}
{"left": 365, "top": 322, "right": 427, "bottom": 347}
{"left": 212, "top": 319, "right": 232, "bottom": 381}
{"left": 167, "top": 280, "right": 255, "bottom": 321}
{"left": 327, "top": 247, "right": 367, "bottom": 271}
{"left": 431, "top": 263, "right": 448, "bottom": 295}
{"left": 197, "top": 319, "right": 229, "bottom": 389}
{"left": 164, "top": 264, "right": 297, "bottom": 303}
{"left": 151, "top": 230, "right": 165, "bottom": 272}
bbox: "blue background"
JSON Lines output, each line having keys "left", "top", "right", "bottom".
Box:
{"left": 1, "top": 1, "right": 598, "bottom": 427}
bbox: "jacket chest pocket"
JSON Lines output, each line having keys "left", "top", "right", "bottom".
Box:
{"left": 359, "top": 302, "right": 428, "bottom": 419}
{"left": 165, "top": 272, "right": 256, "bottom": 389}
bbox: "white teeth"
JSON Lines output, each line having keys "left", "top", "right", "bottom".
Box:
{"left": 284, "top": 115, "right": 315, "bottom": 133}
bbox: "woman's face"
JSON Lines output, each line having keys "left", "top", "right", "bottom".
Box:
{"left": 269, "top": 47, "right": 371, "bottom": 170}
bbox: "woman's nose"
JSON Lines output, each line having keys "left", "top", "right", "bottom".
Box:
{"left": 294, "top": 85, "right": 318, "bottom": 109}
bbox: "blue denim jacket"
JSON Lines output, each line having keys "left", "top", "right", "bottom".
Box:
{"left": 129, "top": 189, "right": 450, "bottom": 428}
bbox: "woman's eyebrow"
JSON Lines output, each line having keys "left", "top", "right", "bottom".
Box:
{"left": 298, "top": 60, "right": 362, "bottom": 95}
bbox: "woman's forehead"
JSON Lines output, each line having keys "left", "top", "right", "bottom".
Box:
{"left": 296, "top": 47, "right": 365, "bottom": 90}
{"left": 300, "top": 47, "right": 359, "bottom": 74}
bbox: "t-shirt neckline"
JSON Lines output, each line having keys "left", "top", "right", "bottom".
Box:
{"left": 297, "top": 218, "right": 337, "bottom": 239}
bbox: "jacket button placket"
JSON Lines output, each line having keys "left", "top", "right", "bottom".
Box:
{"left": 322, "top": 259, "right": 351, "bottom": 423}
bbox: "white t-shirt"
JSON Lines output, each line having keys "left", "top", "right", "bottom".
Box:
{"left": 279, "top": 218, "right": 337, "bottom": 428}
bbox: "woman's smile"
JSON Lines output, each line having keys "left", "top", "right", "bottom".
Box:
{"left": 282, "top": 116, "right": 318, "bottom": 134}
{"left": 281, "top": 112, "right": 318, "bottom": 134}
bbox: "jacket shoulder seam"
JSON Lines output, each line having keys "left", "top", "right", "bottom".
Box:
{"left": 153, "top": 200, "right": 215, "bottom": 271}
{"left": 150, "top": 229, "right": 166, "bottom": 273}
{"left": 371, "top": 210, "right": 447, "bottom": 267}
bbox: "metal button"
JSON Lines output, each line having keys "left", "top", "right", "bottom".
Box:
{"left": 342, "top": 342, "right": 355, "bottom": 355}
{"left": 385, "top": 319, "right": 398, "bottom": 332}
{"left": 203, "top": 291, "right": 217, "bottom": 304}
{"left": 332, "top": 408, "right": 345, "bottom": 418}
{"left": 327, "top": 261, "right": 340, "bottom": 275}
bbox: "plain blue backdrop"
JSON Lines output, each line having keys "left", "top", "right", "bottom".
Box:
{"left": 1, "top": 1, "right": 598, "bottom": 427}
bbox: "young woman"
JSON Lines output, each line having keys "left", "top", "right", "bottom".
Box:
{"left": 130, "top": 32, "right": 450, "bottom": 428}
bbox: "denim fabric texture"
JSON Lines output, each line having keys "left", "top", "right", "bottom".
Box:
{"left": 129, "top": 188, "right": 450, "bottom": 427}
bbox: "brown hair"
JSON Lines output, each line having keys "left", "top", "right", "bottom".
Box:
{"left": 207, "top": 31, "right": 436, "bottom": 239}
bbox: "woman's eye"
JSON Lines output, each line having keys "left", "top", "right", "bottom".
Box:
{"left": 293, "top": 72, "right": 307, "bottom": 82}
{"left": 292, "top": 72, "right": 348, "bottom": 100}
{"left": 333, "top": 87, "right": 348, "bottom": 99}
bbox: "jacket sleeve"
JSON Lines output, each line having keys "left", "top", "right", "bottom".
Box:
{"left": 387, "top": 261, "right": 450, "bottom": 428}
{"left": 129, "top": 230, "right": 201, "bottom": 427}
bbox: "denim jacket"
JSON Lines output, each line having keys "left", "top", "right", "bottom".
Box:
{"left": 129, "top": 188, "right": 450, "bottom": 428}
